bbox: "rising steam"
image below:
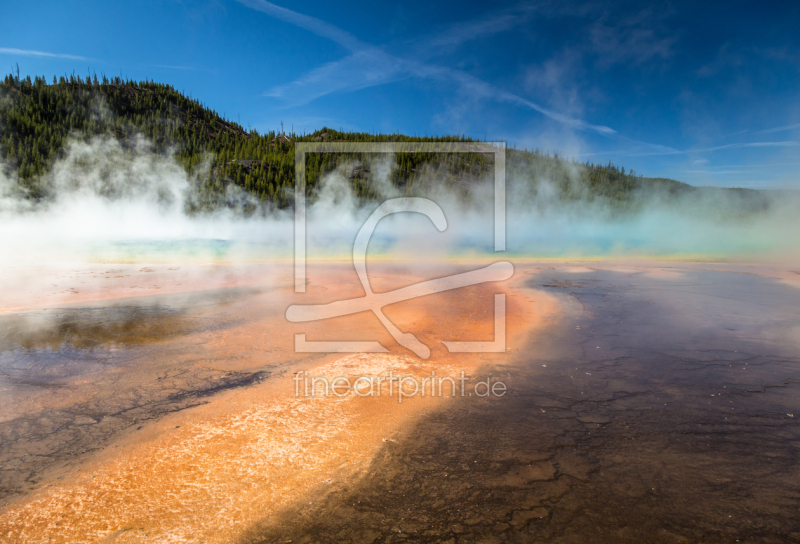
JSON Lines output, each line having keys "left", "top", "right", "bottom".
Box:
{"left": 1, "top": 132, "right": 799, "bottom": 268}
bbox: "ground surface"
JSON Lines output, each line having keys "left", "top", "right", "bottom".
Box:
{"left": 1, "top": 262, "right": 799, "bottom": 543}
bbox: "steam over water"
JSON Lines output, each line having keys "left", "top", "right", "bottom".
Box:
{"left": 1, "top": 135, "right": 799, "bottom": 266}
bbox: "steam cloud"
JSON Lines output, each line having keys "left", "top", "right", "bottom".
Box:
{"left": 1, "top": 133, "right": 799, "bottom": 269}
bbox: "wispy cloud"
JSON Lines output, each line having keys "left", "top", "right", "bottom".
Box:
{"left": 695, "top": 43, "right": 744, "bottom": 78}
{"left": 684, "top": 169, "right": 748, "bottom": 175}
{"left": 590, "top": 16, "right": 676, "bottom": 67}
{"left": 436, "top": 64, "right": 616, "bottom": 135}
{"left": 0, "top": 47, "right": 90, "bottom": 61}
{"left": 235, "top": 0, "right": 364, "bottom": 51}
{"left": 712, "top": 161, "right": 800, "bottom": 168}
{"left": 265, "top": 49, "right": 408, "bottom": 101}
{"left": 752, "top": 123, "right": 800, "bottom": 135}
{"left": 691, "top": 141, "right": 800, "bottom": 155}
{"left": 238, "top": 0, "right": 617, "bottom": 136}
{"left": 519, "top": 6, "right": 676, "bottom": 145}
{"left": 580, "top": 140, "right": 800, "bottom": 158}
{"left": 417, "top": 6, "right": 534, "bottom": 51}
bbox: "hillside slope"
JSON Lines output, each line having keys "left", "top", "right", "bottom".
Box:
{"left": 0, "top": 72, "right": 770, "bottom": 215}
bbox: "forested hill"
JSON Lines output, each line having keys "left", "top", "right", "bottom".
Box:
{"left": 0, "top": 72, "right": 769, "bottom": 214}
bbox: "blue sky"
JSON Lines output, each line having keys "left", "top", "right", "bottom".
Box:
{"left": 2, "top": 0, "right": 799, "bottom": 188}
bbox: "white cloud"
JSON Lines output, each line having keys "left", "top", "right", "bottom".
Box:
{"left": 0, "top": 47, "right": 90, "bottom": 61}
